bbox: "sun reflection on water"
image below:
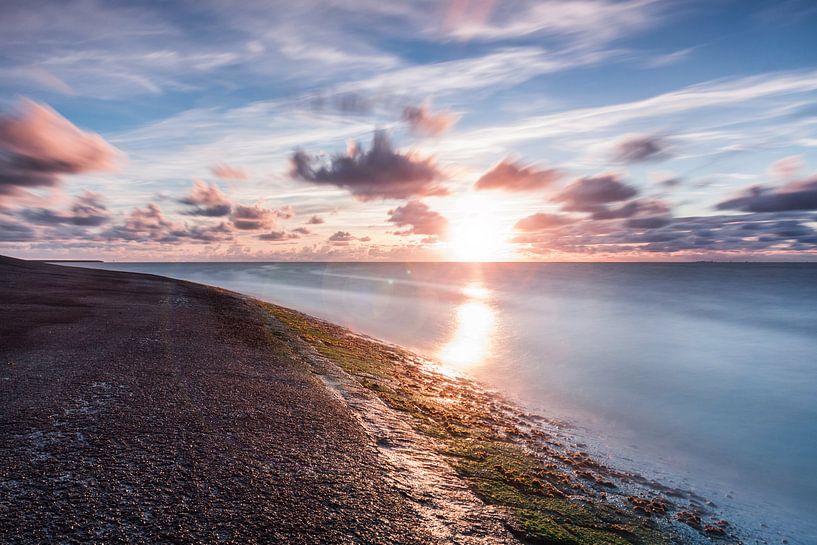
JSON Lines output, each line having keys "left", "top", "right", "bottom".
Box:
{"left": 438, "top": 282, "right": 495, "bottom": 374}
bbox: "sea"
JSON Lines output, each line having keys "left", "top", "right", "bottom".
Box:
{"left": 68, "top": 261, "right": 817, "bottom": 543}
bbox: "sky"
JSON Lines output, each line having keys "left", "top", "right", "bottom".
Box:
{"left": 1, "top": 0, "right": 817, "bottom": 261}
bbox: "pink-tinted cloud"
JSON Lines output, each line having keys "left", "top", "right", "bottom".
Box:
{"left": 290, "top": 131, "right": 447, "bottom": 200}
{"left": 306, "top": 215, "right": 325, "bottom": 224}
{"left": 231, "top": 203, "right": 274, "bottom": 230}
{"left": 402, "top": 102, "right": 459, "bottom": 136}
{"left": 0, "top": 99, "right": 119, "bottom": 196}
{"left": 767, "top": 155, "right": 803, "bottom": 180}
{"left": 211, "top": 163, "right": 248, "bottom": 180}
{"left": 387, "top": 200, "right": 448, "bottom": 236}
{"left": 475, "top": 158, "right": 562, "bottom": 191}
{"left": 230, "top": 203, "right": 295, "bottom": 230}
{"left": 275, "top": 204, "right": 295, "bottom": 219}
{"left": 514, "top": 212, "right": 573, "bottom": 231}
{"left": 179, "top": 180, "right": 232, "bottom": 216}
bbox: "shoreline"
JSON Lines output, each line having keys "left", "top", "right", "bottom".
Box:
{"left": 1, "top": 256, "right": 737, "bottom": 544}
{"left": 262, "top": 302, "right": 740, "bottom": 545}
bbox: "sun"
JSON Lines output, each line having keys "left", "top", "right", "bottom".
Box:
{"left": 446, "top": 194, "right": 509, "bottom": 261}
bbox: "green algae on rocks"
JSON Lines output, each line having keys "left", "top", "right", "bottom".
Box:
{"left": 264, "top": 303, "right": 727, "bottom": 545}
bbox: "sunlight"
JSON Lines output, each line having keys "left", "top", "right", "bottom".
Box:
{"left": 446, "top": 194, "right": 509, "bottom": 261}
{"left": 438, "top": 282, "right": 496, "bottom": 373}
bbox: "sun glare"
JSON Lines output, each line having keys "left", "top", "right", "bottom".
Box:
{"left": 438, "top": 282, "right": 496, "bottom": 373}
{"left": 446, "top": 194, "right": 509, "bottom": 261}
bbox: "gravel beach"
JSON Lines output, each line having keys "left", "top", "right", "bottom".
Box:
{"left": 0, "top": 256, "right": 448, "bottom": 544}
{"left": 0, "top": 256, "right": 735, "bottom": 545}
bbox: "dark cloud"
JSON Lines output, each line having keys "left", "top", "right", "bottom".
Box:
{"left": 589, "top": 198, "right": 670, "bottom": 220}
{"left": 328, "top": 231, "right": 354, "bottom": 242}
{"left": 306, "top": 214, "right": 325, "bottom": 225}
{"left": 290, "top": 131, "right": 447, "bottom": 201}
{"left": 402, "top": 103, "right": 458, "bottom": 137}
{"left": 554, "top": 174, "right": 638, "bottom": 212}
{"left": 179, "top": 181, "right": 232, "bottom": 217}
{"left": 588, "top": 201, "right": 640, "bottom": 220}
{"left": 21, "top": 191, "right": 109, "bottom": 226}
{"left": 514, "top": 212, "right": 573, "bottom": 232}
{"left": 614, "top": 135, "right": 671, "bottom": 163}
{"left": 291, "top": 227, "right": 311, "bottom": 235}
{"left": 474, "top": 159, "right": 561, "bottom": 192}
{"left": 210, "top": 163, "right": 248, "bottom": 180}
{"left": 659, "top": 178, "right": 682, "bottom": 188}
{"left": 716, "top": 176, "right": 817, "bottom": 212}
{"left": 511, "top": 210, "right": 817, "bottom": 256}
{"left": 386, "top": 200, "right": 448, "bottom": 236}
{"left": 103, "top": 203, "right": 231, "bottom": 243}
{"left": 0, "top": 219, "right": 35, "bottom": 241}
{"left": 626, "top": 216, "right": 672, "bottom": 229}
{"left": 259, "top": 230, "right": 300, "bottom": 241}
{"left": 0, "top": 99, "right": 119, "bottom": 198}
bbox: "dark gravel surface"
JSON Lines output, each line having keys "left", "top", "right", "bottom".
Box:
{"left": 0, "top": 256, "right": 437, "bottom": 544}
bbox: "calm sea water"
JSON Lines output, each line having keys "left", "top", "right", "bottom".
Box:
{"left": 71, "top": 261, "right": 817, "bottom": 543}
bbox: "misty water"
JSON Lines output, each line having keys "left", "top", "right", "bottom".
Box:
{"left": 71, "top": 261, "right": 817, "bottom": 543}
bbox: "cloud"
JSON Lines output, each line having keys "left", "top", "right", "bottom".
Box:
{"left": 767, "top": 155, "right": 803, "bottom": 180}
{"left": 21, "top": 191, "right": 110, "bottom": 226}
{"left": 514, "top": 212, "right": 573, "bottom": 232}
{"left": 553, "top": 174, "right": 638, "bottom": 212}
{"left": 587, "top": 201, "right": 640, "bottom": 219}
{"left": 444, "top": 0, "right": 662, "bottom": 45}
{"left": 0, "top": 99, "right": 119, "bottom": 197}
{"left": 275, "top": 204, "right": 295, "bottom": 219}
{"left": 179, "top": 180, "right": 232, "bottom": 217}
{"left": 716, "top": 176, "right": 817, "bottom": 212}
{"left": 103, "top": 203, "right": 232, "bottom": 243}
{"left": 290, "top": 131, "right": 447, "bottom": 200}
{"left": 0, "top": 219, "right": 35, "bottom": 241}
{"left": 259, "top": 230, "right": 300, "bottom": 241}
{"left": 326, "top": 230, "right": 369, "bottom": 245}
{"left": 626, "top": 216, "right": 672, "bottom": 229}
{"left": 328, "top": 231, "right": 354, "bottom": 242}
{"left": 230, "top": 203, "right": 274, "bottom": 230}
{"left": 292, "top": 227, "right": 311, "bottom": 235}
{"left": 229, "top": 202, "right": 293, "bottom": 230}
{"left": 613, "top": 134, "right": 671, "bottom": 163}
{"left": 309, "top": 92, "right": 377, "bottom": 115}
{"left": 306, "top": 215, "right": 325, "bottom": 224}
{"left": 474, "top": 158, "right": 562, "bottom": 192}
{"left": 386, "top": 200, "right": 448, "bottom": 236}
{"left": 510, "top": 208, "right": 817, "bottom": 257}
{"left": 211, "top": 163, "right": 248, "bottom": 180}
{"left": 453, "top": 69, "right": 817, "bottom": 150}
{"left": 402, "top": 102, "right": 459, "bottom": 136}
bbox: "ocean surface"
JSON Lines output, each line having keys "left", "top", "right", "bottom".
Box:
{"left": 70, "top": 261, "right": 817, "bottom": 543}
